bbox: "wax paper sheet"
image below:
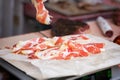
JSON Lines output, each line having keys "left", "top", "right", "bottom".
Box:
{"left": 0, "top": 34, "right": 120, "bottom": 79}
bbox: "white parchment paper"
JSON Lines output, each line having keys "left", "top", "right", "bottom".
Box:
{"left": 0, "top": 34, "right": 120, "bottom": 79}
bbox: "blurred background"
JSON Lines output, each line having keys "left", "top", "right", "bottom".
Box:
{"left": 0, "top": 0, "right": 120, "bottom": 38}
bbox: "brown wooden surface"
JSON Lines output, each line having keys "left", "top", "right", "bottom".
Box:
{"left": 1, "top": 19, "right": 119, "bottom": 49}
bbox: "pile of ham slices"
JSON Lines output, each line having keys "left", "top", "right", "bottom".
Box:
{"left": 12, "top": 34, "right": 105, "bottom": 60}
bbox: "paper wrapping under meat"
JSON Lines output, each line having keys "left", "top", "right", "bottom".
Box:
{"left": 0, "top": 49, "right": 43, "bottom": 80}
{"left": 0, "top": 34, "right": 120, "bottom": 79}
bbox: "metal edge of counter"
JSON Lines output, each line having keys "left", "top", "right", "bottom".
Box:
{"left": 0, "top": 58, "right": 36, "bottom": 80}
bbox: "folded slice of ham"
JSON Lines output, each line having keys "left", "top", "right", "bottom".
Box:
{"left": 31, "top": 0, "right": 51, "bottom": 25}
